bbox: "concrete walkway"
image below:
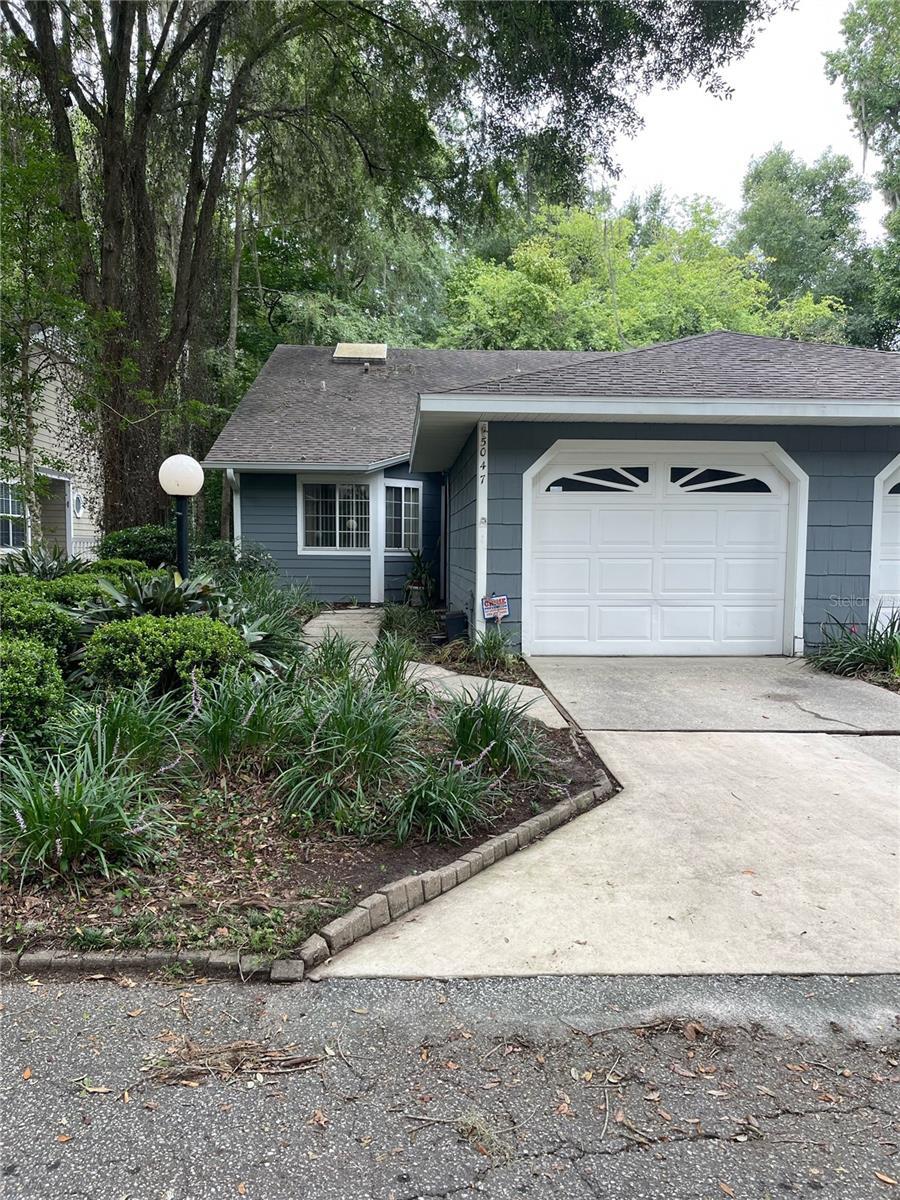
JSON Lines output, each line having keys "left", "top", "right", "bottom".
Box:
{"left": 302, "top": 606, "right": 382, "bottom": 648}
{"left": 320, "top": 657, "right": 900, "bottom": 978}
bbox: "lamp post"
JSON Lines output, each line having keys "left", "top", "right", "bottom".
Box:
{"left": 158, "top": 454, "right": 204, "bottom": 580}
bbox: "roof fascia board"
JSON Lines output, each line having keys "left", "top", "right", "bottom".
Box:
{"left": 201, "top": 455, "right": 409, "bottom": 472}
{"left": 417, "top": 395, "right": 899, "bottom": 422}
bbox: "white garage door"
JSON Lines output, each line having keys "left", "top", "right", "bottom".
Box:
{"left": 874, "top": 470, "right": 900, "bottom": 618}
{"left": 528, "top": 452, "right": 789, "bottom": 655}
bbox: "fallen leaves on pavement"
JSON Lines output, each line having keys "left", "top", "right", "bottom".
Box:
{"left": 148, "top": 1038, "right": 324, "bottom": 1085}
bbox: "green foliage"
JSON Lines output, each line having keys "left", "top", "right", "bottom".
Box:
{"left": 0, "top": 545, "right": 93, "bottom": 578}
{"left": 97, "top": 525, "right": 176, "bottom": 567}
{"left": 810, "top": 608, "right": 900, "bottom": 678}
{"left": 381, "top": 603, "right": 440, "bottom": 641}
{"left": 47, "top": 684, "right": 185, "bottom": 773}
{"left": 0, "top": 637, "right": 65, "bottom": 734}
{"left": 442, "top": 683, "right": 547, "bottom": 777}
{"left": 189, "top": 670, "right": 298, "bottom": 774}
{"left": 370, "top": 633, "right": 415, "bottom": 695}
{"left": 404, "top": 548, "right": 437, "bottom": 603}
{"left": 83, "top": 615, "right": 250, "bottom": 692}
{"left": 0, "top": 588, "right": 80, "bottom": 657}
{"left": 277, "top": 678, "right": 413, "bottom": 834}
{"left": 90, "top": 571, "right": 223, "bottom": 619}
{"left": 90, "top": 558, "right": 152, "bottom": 576}
{"left": 1, "top": 737, "right": 172, "bottom": 883}
{"left": 192, "top": 540, "right": 276, "bottom": 582}
{"left": 42, "top": 574, "right": 119, "bottom": 608}
{"left": 390, "top": 759, "right": 495, "bottom": 844}
{"left": 302, "top": 632, "right": 363, "bottom": 682}
{"left": 440, "top": 203, "right": 847, "bottom": 352}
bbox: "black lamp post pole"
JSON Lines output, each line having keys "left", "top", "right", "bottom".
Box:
{"left": 175, "top": 495, "right": 189, "bottom": 579}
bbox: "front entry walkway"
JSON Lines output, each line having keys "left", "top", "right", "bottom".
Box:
{"left": 319, "top": 658, "right": 900, "bottom": 978}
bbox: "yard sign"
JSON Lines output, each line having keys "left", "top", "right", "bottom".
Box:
{"left": 482, "top": 594, "right": 510, "bottom": 622}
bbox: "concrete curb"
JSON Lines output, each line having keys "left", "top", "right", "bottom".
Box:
{"left": 1, "top": 777, "right": 614, "bottom": 985}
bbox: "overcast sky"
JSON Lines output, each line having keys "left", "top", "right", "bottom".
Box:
{"left": 606, "top": 0, "right": 887, "bottom": 241}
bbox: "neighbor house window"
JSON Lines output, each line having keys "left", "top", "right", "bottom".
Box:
{"left": 0, "top": 482, "right": 25, "bottom": 549}
{"left": 303, "top": 483, "right": 369, "bottom": 549}
{"left": 385, "top": 484, "right": 421, "bottom": 550}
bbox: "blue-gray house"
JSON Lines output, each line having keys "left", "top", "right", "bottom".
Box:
{"left": 204, "top": 333, "right": 900, "bottom": 655}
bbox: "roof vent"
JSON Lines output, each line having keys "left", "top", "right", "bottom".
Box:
{"left": 333, "top": 342, "right": 387, "bottom": 364}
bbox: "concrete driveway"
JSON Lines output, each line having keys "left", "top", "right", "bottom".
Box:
{"left": 320, "top": 658, "right": 900, "bottom": 978}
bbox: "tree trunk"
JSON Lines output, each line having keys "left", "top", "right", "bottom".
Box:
{"left": 226, "top": 139, "right": 248, "bottom": 367}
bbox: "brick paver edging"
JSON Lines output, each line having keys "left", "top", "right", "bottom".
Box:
{"left": 1, "top": 779, "right": 613, "bottom": 986}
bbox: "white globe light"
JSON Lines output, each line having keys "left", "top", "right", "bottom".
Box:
{"left": 158, "top": 454, "right": 204, "bottom": 497}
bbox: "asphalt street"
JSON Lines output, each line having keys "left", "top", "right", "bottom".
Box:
{"left": 1, "top": 973, "right": 898, "bottom": 1199}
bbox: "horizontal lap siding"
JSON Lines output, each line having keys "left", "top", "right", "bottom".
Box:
{"left": 384, "top": 464, "right": 443, "bottom": 602}
{"left": 447, "top": 428, "right": 477, "bottom": 623}
{"left": 239, "top": 473, "right": 370, "bottom": 602}
{"left": 487, "top": 422, "right": 900, "bottom": 651}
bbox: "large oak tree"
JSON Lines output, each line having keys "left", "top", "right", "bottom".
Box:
{"left": 1, "top": 0, "right": 784, "bottom": 528}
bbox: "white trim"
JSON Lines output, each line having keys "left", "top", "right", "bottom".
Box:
{"left": 228, "top": 469, "right": 241, "bottom": 555}
{"left": 869, "top": 452, "right": 900, "bottom": 623}
{"left": 418, "top": 393, "right": 898, "bottom": 424}
{"left": 521, "top": 439, "right": 809, "bottom": 657}
{"left": 370, "top": 471, "right": 385, "bottom": 603}
{"left": 296, "top": 473, "right": 373, "bottom": 556}
{"left": 63, "top": 478, "right": 74, "bottom": 557}
{"left": 384, "top": 477, "right": 423, "bottom": 553}
{"left": 475, "top": 421, "right": 489, "bottom": 634}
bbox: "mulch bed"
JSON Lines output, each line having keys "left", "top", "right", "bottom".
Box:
{"left": 1, "top": 727, "right": 610, "bottom": 959}
{"left": 411, "top": 645, "right": 542, "bottom": 687}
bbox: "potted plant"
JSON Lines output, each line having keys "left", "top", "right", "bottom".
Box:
{"left": 404, "top": 549, "right": 435, "bottom": 608}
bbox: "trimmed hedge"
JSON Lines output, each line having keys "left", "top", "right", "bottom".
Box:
{"left": 0, "top": 589, "right": 80, "bottom": 657}
{"left": 97, "top": 525, "right": 175, "bottom": 568}
{"left": 0, "top": 637, "right": 65, "bottom": 733}
{"left": 90, "top": 557, "right": 150, "bottom": 576}
{"left": 83, "top": 614, "right": 250, "bottom": 690}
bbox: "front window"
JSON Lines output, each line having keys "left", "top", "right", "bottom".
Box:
{"left": 303, "top": 483, "right": 370, "bottom": 549}
{"left": 385, "top": 484, "right": 421, "bottom": 551}
{"left": 0, "top": 482, "right": 25, "bottom": 549}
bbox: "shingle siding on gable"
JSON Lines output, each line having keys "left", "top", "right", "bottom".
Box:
{"left": 239, "top": 472, "right": 371, "bottom": 602}
{"left": 483, "top": 422, "right": 900, "bottom": 650}
{"left": 447, "top": 428, "right": 477, "bottom": 623}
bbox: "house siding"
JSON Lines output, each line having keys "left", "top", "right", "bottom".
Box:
{"left": 447, "top": 427, "right": 477, "bottom": 623}
{"left": 239, "top": 465, "right": 443, "bottom": 604}
{"left": 482, "top": 422, "right": 900, "bottom": 650}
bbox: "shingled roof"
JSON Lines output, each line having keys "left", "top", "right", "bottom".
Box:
{"left": 442, "top": 331, "right": 900, "bottom": 401}
{"left": 203, "top": 345, "right": 601, "bottom": 468}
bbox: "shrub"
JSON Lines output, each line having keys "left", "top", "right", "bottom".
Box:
{"left": 442, "top": 683, "right": 547, "bottom": 777}
{"left": 97, "top": 524, "right": 175, "bottom": 567}
{"left": 277, "top": 677, "right": 412, "bottom": 833}
{"left": 390, "top": 759, "right": 495, "bottom": 844}
{"left": 0, "top": 638, "right": 65, "bottom": 734}
{"left": 192, "top": 539, "right": 276, "bottom": 581}
{"left": 89, "top": 571, "right": 223, "bottom": 619}
{"left": 810, "top": 608, "right": 900, "bottom": 678}
{"left": 43, "top": 573, "right": 114, "bottom": 607}
{"left": 189, "top": 669, "right": 298, "bottom": 773}
{"left": 0, "top": 588, "right": 80, "bottom": 657}
{"left": 47, "top": 682, "right": 185, "bottom": 772}
{"left": 370, "top": 632, "right": 415, "bottom": 694}
{"left": 381, "top": 602, "right": 438, "bottom": 641}
{"left": 90, "top": 557, "right": 151, "bottom": 576}
{"left": 0, "top": 545, "right": 92, "bottom": 578}
{"left": 0, "top": 575, "right": 41, "bottom": 596}
{"left": 1, "top": 738, "right": 172, "bottom": 883}
{"left": 83, "top": 614, "right": 250, "bottom": 691}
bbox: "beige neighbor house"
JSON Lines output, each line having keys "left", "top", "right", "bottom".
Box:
{"left": 1, "top": 372, "right": 102, "bottom": 559}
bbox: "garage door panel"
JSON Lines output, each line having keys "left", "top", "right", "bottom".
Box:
{"left": 597, "top": 558, "right": 654, "bottom": 594}
{"left": 662, "top": 509, "right": 717, "bottom": 546}
{"left": 533, "top": 605, "right": 591, "bottom": 641}
{"left": 659, "top": 558, "right": 716, "bottom": 595}
{"left": 528, "top": 452, "right": 790, "bottom": 656}
{"left": 658, "top": 606, "right": 716, "bottom": 642}
{"left": 596, "top": 510, "right": 655, "bottom": 545}
{"left": 534, "top": 507, "right": 591, "bottom": 547}
{"left": 722, "top": 606, "right": 782, "bottom": 642}
{"left": 722, "top": 509, "right": 785, "bottom": 548}
{"left": 596, "top": 606, "right": 653, "bottom": 640}
{"left": 722, "top": 557, "right": 784, "bottom": 595}
{"left": 532, "top": 557, "right": 591, "bottom": 594}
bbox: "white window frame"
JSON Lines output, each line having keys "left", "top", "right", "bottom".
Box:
{"left": 296, "top": 474, "right": 373, "bottom": 555}
{"left": 0, "top": 480, "right": 26, "bottom": 551}
{"left": 384, "top": 479, "right": 423, "bottom": 555}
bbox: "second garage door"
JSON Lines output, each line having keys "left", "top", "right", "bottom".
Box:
{"left": 527, "top": 451, "right": 789, "bottom": 655}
